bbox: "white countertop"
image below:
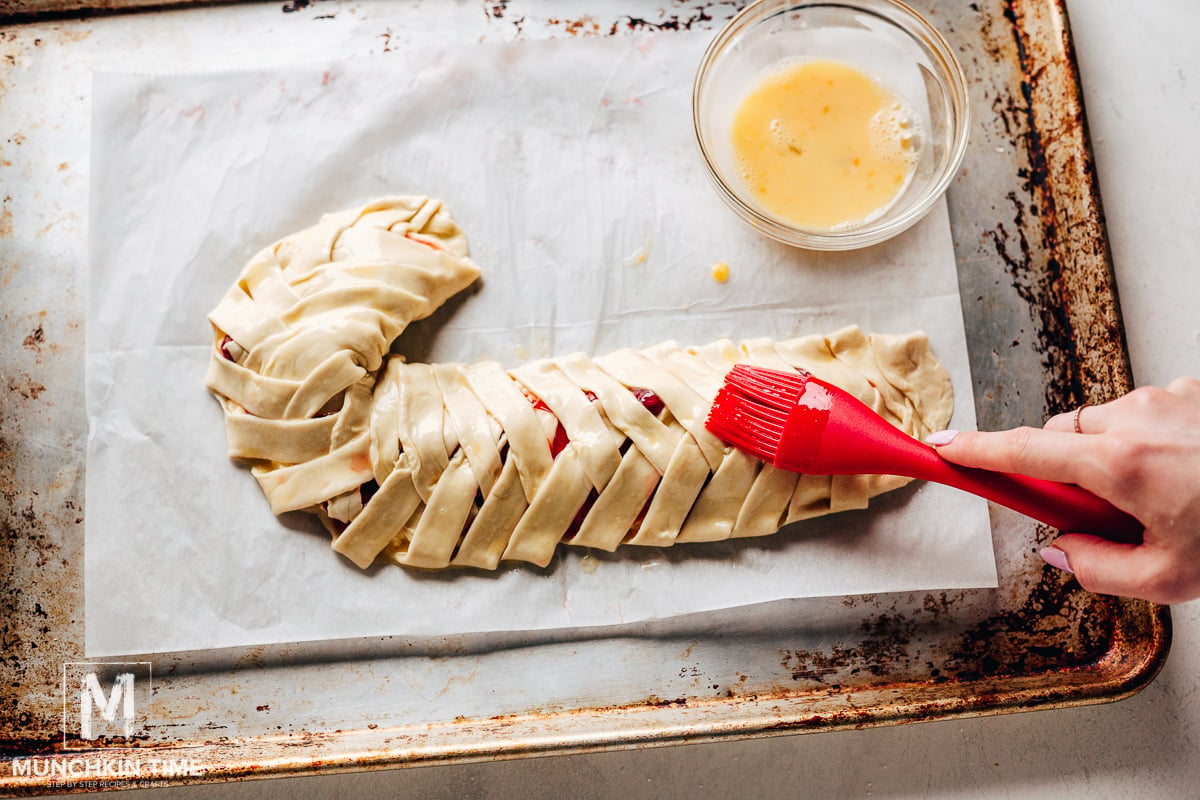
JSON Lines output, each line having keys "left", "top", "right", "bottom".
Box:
{"left": 45, "top": 1, "right": 1200, "bottom": 797}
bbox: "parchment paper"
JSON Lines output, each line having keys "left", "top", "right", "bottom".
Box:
{"left": 85, "top": 31, "right": 997, "bottom": 657}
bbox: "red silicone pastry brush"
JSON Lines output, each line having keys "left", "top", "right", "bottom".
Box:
{"left": 705, "top": 364, "right": 1142, "bottom": 543}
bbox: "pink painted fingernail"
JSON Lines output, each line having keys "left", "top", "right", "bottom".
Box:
{"left": 925, "top": 429, "right": 959, "bottom": 446}
{"left": 1040, "top": 546, "right": 1073, "bottom": 574}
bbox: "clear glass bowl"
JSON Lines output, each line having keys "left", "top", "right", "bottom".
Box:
{"left": 693, "top": 0, "right": 969, "bottom": 251}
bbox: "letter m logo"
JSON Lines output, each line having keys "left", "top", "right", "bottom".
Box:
{"left": 80, "top": 672, "right": 134, "bottom": 739}
{"left": 62, "top": 662, "right": 152, "bottom": 746}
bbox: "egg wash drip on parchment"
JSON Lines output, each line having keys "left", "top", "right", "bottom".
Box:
{"left": 731, "top": 58, "right": 920, "bottom": 231}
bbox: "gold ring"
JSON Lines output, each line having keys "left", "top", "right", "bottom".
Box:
{"left": 1072, "top": 405, "right": 1088, "bottom": 434}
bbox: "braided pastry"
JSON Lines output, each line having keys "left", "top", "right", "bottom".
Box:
{"left": 206, "top": 197, "right": 954, "bottom": 570}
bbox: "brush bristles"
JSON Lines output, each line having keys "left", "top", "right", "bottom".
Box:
{"left": 723, "top": 364, "right": 809, "bottom": 410}
{"left": 705, "top": 365, "right": 810, "bottom": 462}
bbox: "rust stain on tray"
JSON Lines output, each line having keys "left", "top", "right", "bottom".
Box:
{"left": 485, "top": 0, "right": 735, "bottom": 38}
{"left": 0, "top": 198, "right": 13, "bottom": 239}
{"left": 780, "top": 610, "right": 922, "bottom": 684}
{"left": 984, "top": 0, "right": 1130, "bottom": 413}
{"left": 949, "top": 567, "right": 1114, "bottom": 679}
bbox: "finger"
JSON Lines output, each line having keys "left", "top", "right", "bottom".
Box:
{"left": 1045, "top": 534, "right": 1185, "bottom": 604}
{"left": 1047, "top": 382, "right": 1200, "bottom": 435}
{"left": 1166, "top": 376, "right": 1200, "bottom": 407}
{"left": 1042, "top": 409, "right": 1077, "bottom": 433}
{"left": 928, "top": 427, "right": 1096, "bottom": 486}
{"left": 1044, "top": 400, "right": 1122, "bottom": 434}
{"left": 1044, "top": 404, "right": 1098, "bottom": 434}
{"left": 1166, "top": 376, "right": 1200, "bottom": 400}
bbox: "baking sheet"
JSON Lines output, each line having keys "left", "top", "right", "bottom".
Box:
{"left": 0, "top": 1, "right": 1170, "bottom": 791}
{"left": 84, "top": 31, "right": 993, "bottom": 656}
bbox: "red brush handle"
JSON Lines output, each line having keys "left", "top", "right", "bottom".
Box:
{"left": 888, "top": 439, "right": 1141, "bottom": 543}
{"left": 776, "top": 377, "right": 1143, "bottom": 543}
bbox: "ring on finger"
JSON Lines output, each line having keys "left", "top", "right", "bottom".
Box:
{"left": 1072, "top": 405, "right": 1089, "bottom": 434}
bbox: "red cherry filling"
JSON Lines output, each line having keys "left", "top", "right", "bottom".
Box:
{"left": 404, "top": 231, "right": 446, "bottom": 251}
{"left": 562, "top": 488, "right": 600, "bottom": 542}
{"left": 550, "top": 424, "right": 570, "bottom": 458}
{"left": 631, "top": 387, "right": 665, "bottom": 416}
{"left": 219, "top": 334, "right": 239, "bottom": 362}
{"left": 523, "top": 386, "right": 663, "bottom": 458}
{"left": 345, "top": 387, "right": 663, "bottom": 543}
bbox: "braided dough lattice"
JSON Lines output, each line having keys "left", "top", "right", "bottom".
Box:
{"left": 206, "top": 197, "right": 954, "bottom": 570}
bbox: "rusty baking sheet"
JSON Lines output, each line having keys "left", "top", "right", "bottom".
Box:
{"left": 0, "top": 0, "right": 1169, "bottom": 793}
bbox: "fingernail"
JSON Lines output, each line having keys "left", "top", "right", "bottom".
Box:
{"left": 925, "top": 429, "right": 959, "bottom": 446}
{"left": 1040, "top": 546, "right": 1073, "bottom": 574}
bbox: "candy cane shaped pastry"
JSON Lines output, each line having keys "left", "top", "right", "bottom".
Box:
{"left": 206, "top": 197, "right": 954, "bottom": 571}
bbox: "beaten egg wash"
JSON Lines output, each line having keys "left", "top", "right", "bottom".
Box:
{"left": 730, "top": 58, "right": 918, "bottom": 231}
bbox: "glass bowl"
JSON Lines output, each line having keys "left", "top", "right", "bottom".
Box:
{"left": 693, "top": 0, "right": 969, "bottom": 251}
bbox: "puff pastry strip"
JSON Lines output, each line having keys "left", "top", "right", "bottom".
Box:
{"left": 206, "top": 197, "right": 954, "bottom": 571}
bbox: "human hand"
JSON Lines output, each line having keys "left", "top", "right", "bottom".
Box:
{"left": 926, "top": 378, "right": 1200, "bottom": 604}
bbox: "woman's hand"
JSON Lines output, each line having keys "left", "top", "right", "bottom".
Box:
{"left": 927, "top": 377, "right": 1200, "bottom": 604}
